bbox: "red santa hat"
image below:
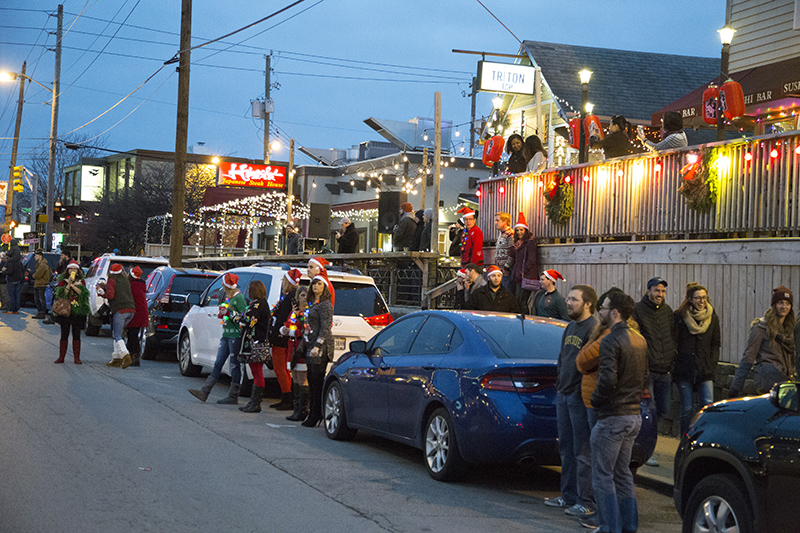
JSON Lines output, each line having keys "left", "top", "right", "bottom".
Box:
{"left": 456, "top": 268, "right": 467, "bottom": 278}
{"left": 109, "top": 263, "right": 123, "bottom": 275}
{"left": 308, "top": 256, "right": 330, "bottom": 271}
{"left": 222, "top": 272, "right": 239, "bottom": 289}
{"left": 457, "top": 206, "right": 476, "bottom": 218}
{"left": 311, "top": 271, "right": 330, "bottom": 286}
{"left": 486, "top": 265, "right": 503, "bottom": 277}
{"left": 514, "top": 211, "right": 529, "bottom": 230}
{"left": 542, "top": 269, "right": 565, "bottom": 282}
{"left": 67, "top": 260, "right": 81, "bottom": 270}
{"left": 130, "top": 266, "right": 143, "bottom": 279}
{"left": 284, "top": 268, "right": 301, "bottom": 286}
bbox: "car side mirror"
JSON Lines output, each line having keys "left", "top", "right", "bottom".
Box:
{"left": 186, "top": 293, "right": 201, "bottom": 306}
{"left": 349, "top": 340, "right": 367, "bottom": 354}
{"left": 770, "top": 382, "right": 800, "bottom": 412}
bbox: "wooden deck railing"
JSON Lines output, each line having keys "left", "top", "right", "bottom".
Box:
{"left": 477, "top": 130, "right": 800, "bottom": 241}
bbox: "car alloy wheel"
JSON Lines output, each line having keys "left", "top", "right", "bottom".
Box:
{"left": 693, "top": 495, "right": 739, "bottom": 532}
{"left": 178, "top": 333, "right": 201, "bottom": 377}
{"left": 683, "top": 473, "right": 752, "bottom": 533}
{"left": 424, "top": 408, "right": 465, "bottom": 481}
{"left": 323, "top": 381, "right": 356, "bottom": 440}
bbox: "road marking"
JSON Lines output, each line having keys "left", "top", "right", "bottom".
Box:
{"left": 265, "top": 423, "right": 297, "bottom": 428}
{"left": 162, "top": 376, "right": 174, "bottom": 379}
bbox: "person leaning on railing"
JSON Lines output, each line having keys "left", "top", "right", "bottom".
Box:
{"left": 637, "top": 111, "right": 688, "bottom": 152}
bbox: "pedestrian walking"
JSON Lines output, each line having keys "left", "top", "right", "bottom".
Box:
{"left": 465, "top": 265, "right": 519, "bottom": 313}
{"left": 530, "top": 269, "right": 569, "bottom": 320}
{"left": 457, "top": 207, "right": 483, "bottom": 266}
{"left": 336, "top": 217, "right": 359, "bottom": 253}
{"left": 99, "top": 263, "right": 136, "bottom": 368}
{"left": 545, "top": 285, "right": 599, "bottom": 521}
{"left": 673, "top": 283, "right": 721, "bottom": 434}
{"left": 582, "top": 290, "right": 646, "bottom": 532}
{"left": 2, "top": 239, "right": 23, "bottom": 314}
{"left": 302, "top": 273, "right": 334, "bottom": 428}
{"left": 285, "top": 286, "right": 310, "bottom": 421}
{"left": 188, "top": 272, "right": 246, "bottom": 403}
{"left": 238, "top": 279, "right": 271, "bottom": 413}
{"left": 53, "top": 261, "right": 89, "bottom": 365}
{"left": 125, "top": 266, "right": 149, "bottom": 367}
{"left": 509, "top": 213, "right": 540, "bottom": 313}
{"left": 729, "top": 286, "right": 796, "bottom": 397}
{"left": 494, "top": 212, "right": 515, "bottom": 292}
{"left": 393, "top": 202, "right": 417, "bottom": 251}
{"left": 267, "top": 268, "right": 302, "bottom": 411}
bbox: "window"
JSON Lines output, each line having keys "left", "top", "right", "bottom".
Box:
{"left": 171, "top": 274, "right": 217, "bottom": 295}
{"left": 370, "top": 315, "right": 426, "bottom": 356}
{"left": 244, "top": 273, "right": 272, "bottom": 300}
{"left": 203, "top": 276, "right": 225, "bottom": 307}
{"left": 329, "top": 281, "right": 389, "bottom": 317}
{"left": 86, "top": 258, "right": 104, "bottom": 279}
{"left": 469, "top": 317, "right": 565, "bottom": 360}
{"left": 147, "top": 272, "right": 162, "bottom": 294}
{"left": 116, "top": 261, "right": 163, "bottom": 282}
{"left": 409, "top": 316, "right": 462, "bottom": 354}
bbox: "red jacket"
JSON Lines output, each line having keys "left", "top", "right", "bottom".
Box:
{"left": 460, "top": 225, "right": 484, "bottom": 266}
{"left": 128, "top": 278, "right": 149, "bottom": 328}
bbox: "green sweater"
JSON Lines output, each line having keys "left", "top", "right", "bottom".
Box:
{"left": 54, "top": 273, "right": 90, "bottom": 316}
{"left": 222, "top": 292, "right": 247, "bottom": 338}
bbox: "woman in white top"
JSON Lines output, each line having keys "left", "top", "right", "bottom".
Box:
{"left": 523, "top": 135, "right": 547, "bottom": 173}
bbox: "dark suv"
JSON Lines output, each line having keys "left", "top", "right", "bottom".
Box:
{"left": 674, "top": 382, "right": 800, "bottom": 533}
{"left": 140, "top": 266, "right": 218, "bottom": 359}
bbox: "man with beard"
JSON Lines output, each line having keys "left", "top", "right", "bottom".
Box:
{"left": 466, "top": 265, "right": 520, "bottom": 313}
{"left": 545, "top": 285, "right": 599, "bottom": 522}
{"left": 582, "top": 290, "right": 646, "bottom": 532}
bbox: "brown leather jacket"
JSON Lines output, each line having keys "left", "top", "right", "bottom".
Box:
{"left": 576, "top": 318, "right": 639, "bottom": 409}
{"left": 591, "top": 320, "right": 648, "bottom": 419}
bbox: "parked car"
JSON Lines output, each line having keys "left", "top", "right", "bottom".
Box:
{"left": 84, "top": 254, "right": 170, "bottom": 336}
{"left": 140, "top": 266, "right": 219, "bottom": 360}
{"left": 177, "top": 264, "right": 392, "bottom": 378}
{"left": 674, "top": 381, "right": 800, "bottom": 533}
{"left": 322, "top": 310, "right": 658, "bottom": 481}
{"left": 20, "top": 251, "right": 60, "bottom": 306}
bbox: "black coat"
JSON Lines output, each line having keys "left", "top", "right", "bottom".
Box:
{"left": 448, "top": 226, "right": 463, "bottom": 257}
{"left": 509, "top": 238, "right": 539, "bottom": 284}
{"left": 246, "top": 298, "right": 271, "bottom": 343}
{"left": 632, "top": 295, "right": 677, "bottom": 374}
{"left": 337, "top": 224, "right": 359, "bottom": 254}
{"left": 672, "top": 309, "right": 721, "bottom": 383}
{"left": 420, "top": 222, "right": 432, "bottom": 252}
{"left": 268, "top": 289, "right": 296, "bottom": 348}
{"left": 591, "top": 321, "right": 648, "bottom": 419}
{"left": 411, "top": 221, "right": 424, "bottom": 251}
{"left": 286, "top": 233, "right": 301, "bottom": 255}
{"left": 466, "top": 284, "right": 520, "bottom": 314}
{"left": 591, "top": 130, "right": 633, "bottom": 159}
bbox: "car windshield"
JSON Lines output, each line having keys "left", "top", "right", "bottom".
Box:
{"left": 329, "top": 281, "right": 388, "bottom": 317}
{"left": 115, "top": 261, "right": 163, "bottom": 281}
{"left": 469, "top": 317, "right": 565, "bottom": 360}
{"left": 171, "top": 275, "right": 216, "bottom": 294}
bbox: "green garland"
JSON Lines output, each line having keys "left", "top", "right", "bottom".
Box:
{"left": 543, "top": 171, "right": 574, "bottom": 225}
{"left": 679, "top": 147, "right": 718, "bottom": 213}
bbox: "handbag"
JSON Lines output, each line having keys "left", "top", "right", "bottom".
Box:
{"left": 52, "top": 298, "right": 72, "bottom": 317}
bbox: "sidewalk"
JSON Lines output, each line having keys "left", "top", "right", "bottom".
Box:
{"left": 636, "top": 434, "right": 680, "bottom": 495}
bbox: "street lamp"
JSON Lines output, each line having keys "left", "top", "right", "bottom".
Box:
{"left": 578, "top": 69, "right": 592, "bottom": 163}
{"left": 717, "top": 26, "right": 735, "bottom": 141}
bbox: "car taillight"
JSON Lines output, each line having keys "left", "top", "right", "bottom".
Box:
{"left": 159, "top": 275, "right": 175, "bottom": 304}
{"left": 363, "top": 313, "right": 393, "bottom": 328}
{"left": 156, "top": 324, "right": 169, "bottom": 330}
{"left": 481, "top": 372, "right": 556, "bottom": 394}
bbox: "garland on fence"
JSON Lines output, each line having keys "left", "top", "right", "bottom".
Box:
{"left": 679, "top": 147, "right": 718, "bottom": 213}
{"left": 543, "top": 171, "right": 574, "bottom": 225}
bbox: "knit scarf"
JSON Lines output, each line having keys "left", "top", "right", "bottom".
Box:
{"left": 683, "top": 303, "right": 713, "bottom": 335}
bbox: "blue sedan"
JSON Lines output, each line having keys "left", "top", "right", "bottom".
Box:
{"left": 322, "top": 310, "right": 657, "bottom": 481}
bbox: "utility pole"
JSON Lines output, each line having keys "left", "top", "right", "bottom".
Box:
{"left": 5, "top": 62, "right": 25, "bottom": 233}
{"left": 45, "top": 6, "right": 62, "bottom": 251}
{"left": 264, "top": 53, "right": 272, "bottom": 164}
{"left": 170, "top": 0, "right": 191, "bottom": 266}
{"left": 431, "top": 92, "right": 441, "bottom": 254}
{"left": 420, "top": 147, "right": 428, "bottom": 209}
{"left": 286, "top": 137, "right": 294, "bottom": 226}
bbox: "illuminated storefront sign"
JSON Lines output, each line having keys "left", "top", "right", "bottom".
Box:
{"left": 218, "top": 162, "right": 287, "bottom": 189}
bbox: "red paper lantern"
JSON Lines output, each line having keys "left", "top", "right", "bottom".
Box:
{"left": 482, "top": 135, "right": 505, "bottom": 167}
{"left": 702, "top": 85, "right": 719, "bottom": 125}
{"left": 583, "top": 115, "right": 604, "bottom": 141}
{"left": 568, "top": 118, "right": 581, "bottom": 149}
{"left": 720, "top": 80, "right": 745, "bottom": 120}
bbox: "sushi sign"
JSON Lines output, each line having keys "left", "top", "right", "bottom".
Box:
{"left": 218, "top": 162, "right": 287, "bottom": 189}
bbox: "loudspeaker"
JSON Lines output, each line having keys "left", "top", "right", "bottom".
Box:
{"left": 378, "top": 191, "right": 407, "bottom": 234}
{"left": 307, "top": 203, "right": 331, "bottom": 239}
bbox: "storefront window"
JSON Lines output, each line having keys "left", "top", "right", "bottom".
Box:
{"left": 763, "top": 117, "right": 797, "bottom": 135}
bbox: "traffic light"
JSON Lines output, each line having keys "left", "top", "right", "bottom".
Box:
{"left": 12, "top": 166, "right": 23, "bottom": 192}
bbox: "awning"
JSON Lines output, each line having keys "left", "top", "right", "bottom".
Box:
{"left": 651, "top": 56, "right": 800, "bottom": 128}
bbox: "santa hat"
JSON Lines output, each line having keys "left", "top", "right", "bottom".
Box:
{"left": 456, "top": 268, "right": 467, "bottom": 278}
{"left": 486, "top": 265, "right": 503, "bottom": 277}
{"left": 109, "top": 263, "right": 123, "bottom": 275}
{"left": 67, "top": 260, "right": 80, "bottom": 270}
{"left": 311, "top": 272, "right": 329, "bottom": 286}
{"left": 457, "top": 206, "right": 476, "bottom": 218}
{"left": 542, "top": 269, "right": 565, "bottom": 282}
{"left": 284, "top": 268, "right": 301, "bottom": 286}
{"left": 130, "top": 266, "right": 143, "bottom": 279}
{"left": 222, "top": 272, "right": 239, "bottom": 289}
{"left": 514, "top": 211, "right": 529, "bottom": 230}
{"left": 308, "top": 256, "right": 330, "bottom": 271}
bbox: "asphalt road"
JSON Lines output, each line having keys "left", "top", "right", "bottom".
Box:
{"left": 0, "top": 310, "right": 682, "bottom": 532}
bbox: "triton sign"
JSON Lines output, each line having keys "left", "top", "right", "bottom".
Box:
{"left": 478, "top": 61, "right": 536, "bottom": 95}
{"left": 218, "top": 162, "right": 287, "bottom": 189}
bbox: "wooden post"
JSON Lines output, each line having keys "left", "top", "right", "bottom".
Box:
{"left": 420, "top": 147, "right": 428, "bottom": 210}
{"left": 431, "top": 92, "right": 441, "bottom": 254}
{"left": 170, "top": 0, "right": 192, "bottom": 266}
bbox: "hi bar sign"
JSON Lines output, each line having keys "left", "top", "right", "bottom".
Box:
{"left": 218, "top": 162, "right": 287, "bottom": 189}
{"left": 478, "top": 61, "right": 535, "bottom": 95}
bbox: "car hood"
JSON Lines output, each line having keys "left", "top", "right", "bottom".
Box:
{"left": 703, "top": 394, "right": 771, "bottom": 413}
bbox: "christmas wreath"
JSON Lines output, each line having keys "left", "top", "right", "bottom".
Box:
{"left": 679, "top": 148, "right": 718, "bottom": 213}
{"left": 543, "top": 171, "right": 574, "bottom": 225}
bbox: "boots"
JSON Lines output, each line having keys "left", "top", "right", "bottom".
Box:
{"left": 34, "top": 313, "right": 46, "bottom": 319}
{"left": 43, "top": 314, "right": 55, "bottom": 324}
{"left": 55, "top": 340, "right": 68, "bottom": 364}
{"left": 286, "top": 385, "right": 309, "bottom": 421}
{"left": 118, "top": 340, "right": 132, "bottom": 369}
{"left": 217, "top": 382, "right": 240, "bottom": 404}
{"left": 271, "top": 391, "right": 293, "bottom": 411}
{"left": 302, "top": 370, "right": 324, "bottom": 427}
{"left": 107, "top": 339, "right": 122, "bottom": 367}
{"left": 188, "top": 375, "right": 218, "bottom": 402}
{"left": 73, "top": 339, "right": 82, "bottom": 365}
{"left": 129, "top": 352, "right": 140, "bottom": 367}
{"left": 240, "top": 386, "right": 265, "bottom": 413}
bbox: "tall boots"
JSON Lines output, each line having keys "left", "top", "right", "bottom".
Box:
{"left": 55, "top": 340, "right": 68, "bottom": 364}
{"left": 302, "top": 368, "right": 325, "bottom": 427}
{"left": 286, "top": 384, "right": 309, "bottom": 421}
{"left": 217, "top": 382, "right": 240, "bottom": 404}
{"left": 118, "top": 340, "right": 132, "bottom": 369}
{"left": 73, "top": 339, "right": 82, "bottom": 364}
{"left": 239, "top": 386, "right": 265, "bottom": 413}
{"left": 270, "top": 391, "right": 293, "bottom": 411}
{"left": 188, "top": 375, "right": 218, "bottom": 402}
{"left": 106, "top": 339, "right": 123, "bottom": 367}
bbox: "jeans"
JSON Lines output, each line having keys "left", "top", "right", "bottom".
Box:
{"left": 211, "top": 336, "right": 242, "bottom": 384}
{"left": 34, "top": 287, "right": 47, "bottom": 314}
{"left": 7, "top": 281, "right": 21, "bottom": 312}
{"left": 677, "top": 380, "right": 714, "bottom": 435}
{"left": 649, "top": 372, "right": 671, "bottom": 419}
{"left": 111, "top": 311, "right": 134, "bottom": 342}
{"left": 591, "top": 414, "right": 642, "bottom": 533}
{"left": 587, "top": 407, "right": 599, "bottom": 430}
{"left": 555, "top": 390, "right": 595, "bottom": 509}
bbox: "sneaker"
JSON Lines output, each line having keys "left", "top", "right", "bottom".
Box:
{"left": 565, "top": 504, "right": 594, "bottom": 517}
{"left": 645, "top": 456, "right": 659, "bottom": 467}
{"left": 579, "top": 514, "right": 600, "bottom": 529}
{"left": 544, "top": 496, "right": 570, "bottom": 508}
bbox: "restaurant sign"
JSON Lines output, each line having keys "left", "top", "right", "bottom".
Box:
{"left": 218, "top": 162, "right": 287, "bottom": 189}
{"left": 478, "top": 61, "right": 536, "bottom": 95}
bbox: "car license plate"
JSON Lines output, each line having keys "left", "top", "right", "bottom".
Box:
{"left": 335, "top": 337, "right": 346, "bottom": 351}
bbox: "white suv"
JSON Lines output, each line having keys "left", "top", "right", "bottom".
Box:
{"left": 84, "top": 254, "right": 170, "bottom": 336}
{"left": 177, "top": 264, "right": 393, "bottom": 378}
